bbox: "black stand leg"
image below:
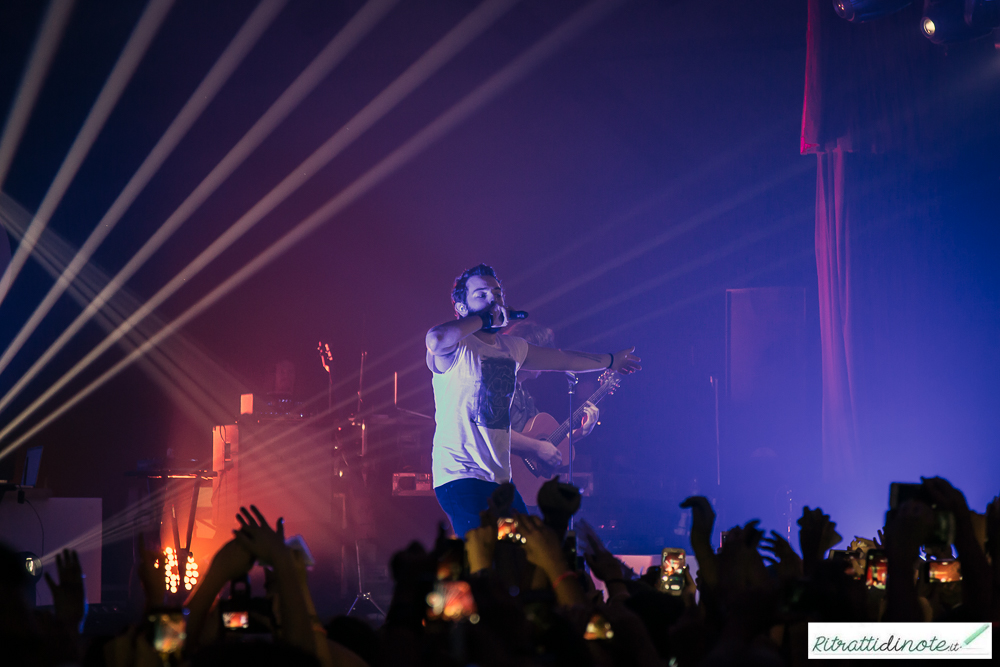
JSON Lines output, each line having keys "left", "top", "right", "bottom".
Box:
{"left": 346, "top": 540, "right": 384, "bottom": 617}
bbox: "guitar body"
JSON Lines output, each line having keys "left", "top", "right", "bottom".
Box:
{"left": 508, "top": 371, "right": 621, "bottom": 506}
{"left": 510, "top": 412, "right": 574, "bottom": 505}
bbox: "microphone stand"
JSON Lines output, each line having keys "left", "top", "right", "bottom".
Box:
{"left": 566, "top": 371, "right": 579, "bottom": 530}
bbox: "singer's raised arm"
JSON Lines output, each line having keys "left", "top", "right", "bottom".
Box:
{"left": 426, "top": 314, "right": 491, "bottom": 369}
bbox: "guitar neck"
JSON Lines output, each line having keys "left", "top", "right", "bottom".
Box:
{"left": 547, "top": 380, "right": 614, "bottom": 444}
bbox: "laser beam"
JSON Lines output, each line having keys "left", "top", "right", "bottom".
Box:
{"left": 0, "top": 0, "right": 76, "bottom": 187}
{"left": 0, "top": 0, "right": 287, "bottom": 378}
{"left": 0, "top": 0, "right": 397, "bottom": 418}
{"left": 0, "top": 0, "right": 176, "bottom": 307}
{"left": 0, "top": 192, "right": 236, "bottom": 424}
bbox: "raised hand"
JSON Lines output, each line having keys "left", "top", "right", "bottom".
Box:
{"left": 516, "top": 513, "right": 586, "bottom": 607}
{"left": 759, "top": 530, "right": 802, "bottom": 579}
{"left": 207, "top": 537, "right": 255, "bottom": 584}
{"left": 233, "top": 505, "right": 288, "bottom": 567}
{"left": 515, "top": 514, "right": 568, "bottom": 578}
{"left": 464, "top": 523, "right": 497, "bottom": 574}
{"left": 681, "top": 566, "right": 697, "bottom": 608}
{"left": 920, "top": 478, "right": 990, "bottom": 618}
{"left": 44, "top": 548, "right": 87, "bottom": 633}
{"left": 578, "top": 520, "right": 628, "bottom": 584}
{"left": 680, "top": 495, "right": 719, "bottom": 588}
{"left": 610, "top": 347, "right": 641, "bottom": 375}
{"left": 679, "top": 495, "right": 716, "bottom": 546}
{"left": 921, "top": 476, "right": 970, "bottom": 515}
{"left": 883, "top": 499, "right": 933, "bottom": 622}
{"left": 742, "top": 519, "right": 765, "bottom": 548}
{"left": 717, "top": 521, "right": 768, "bottom": 592}
{"left": 797, "top": 506, "right": 842, "bottom": 573}
{"left": 183, "top": 535, "right": 256, "bottom": 650}
{"left": 883, "top": 499, "right": 932, "bottom": 558}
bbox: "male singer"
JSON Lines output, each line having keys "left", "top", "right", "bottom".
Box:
{"left": 425, "top": 264, "right": 640, "bottom": 538}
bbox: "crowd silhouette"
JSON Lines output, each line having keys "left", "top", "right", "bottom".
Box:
{"left": 2, "top": 475, "right": 997, "bottom": 666}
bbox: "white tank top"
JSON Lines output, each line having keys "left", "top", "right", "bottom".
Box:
{"left": 431, "top": 334, "right": 528, "bottom": 487}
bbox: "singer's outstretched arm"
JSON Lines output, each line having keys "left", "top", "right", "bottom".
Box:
{"left": 521, "top": 345, "right": 642, "bottom": 374}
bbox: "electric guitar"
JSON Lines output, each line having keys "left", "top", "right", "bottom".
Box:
{"left": 510, "top": 370, "right": 621, "bottom": 503}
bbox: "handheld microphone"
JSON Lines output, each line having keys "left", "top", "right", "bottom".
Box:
{"left": 507, "top": 309, "right": 529, "bottom": 321}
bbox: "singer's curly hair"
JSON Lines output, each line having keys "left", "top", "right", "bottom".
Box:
{"left": 451, "top": 263, "right": 501, "bottom": 306}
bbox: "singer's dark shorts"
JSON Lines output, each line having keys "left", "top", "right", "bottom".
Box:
{"left": 434, "top": 478, "right": 528, "bottom": 539}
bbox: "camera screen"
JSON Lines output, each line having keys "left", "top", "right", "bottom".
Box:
{"left": 584, "top": 613, "right": 614, "bottom": 641}
{"left": 426, "top": 581, "right": 477, "bottom": 622}
{"left": 866, "top": 552, "right": 887, "bottom": 589}
{"left": 497, "top": 517, "right": 521, "bottom": 542}
{"left": 928, "top": 559, "right": 961, "bottom": 583}
{"left": 662, "top": 550, "right": 685, "bottom": 575}
{"left": 222, "top": 611, "right": 250, "bottom": 629}
{"left": 659, "top": 548, "right": 686, "bottom": 594}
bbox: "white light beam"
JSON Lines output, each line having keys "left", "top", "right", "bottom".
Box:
{"left": 0, "top": 0, "right": 287, "bottom": 378}
{"left": 0, "top": 0, "right": 398, "bottom": 417}
{"left": 0, "top": 0, "right": 77, "bottom": 187}
{"left": 0, "top": 0, "right": 176, "bottom": 306}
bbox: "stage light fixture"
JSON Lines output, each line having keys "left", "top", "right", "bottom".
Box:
{"left": 20, "top": 552, "right": 43, "bottom": 580}
{"left": 18, "top": 551, "right": 42, "bottom": 603}
{"left": 922, "top": 0, "right": 997, "bottom": 43}
{"left": 833, "top": 0, "right": 914, "bottom": 22}
{"left": 161, "top": 547, "right": 198, "bottom": 593}
{"left": 184, "top": 553, "right": 199, "bottom": 591}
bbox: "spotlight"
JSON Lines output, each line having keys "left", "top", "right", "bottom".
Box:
{"left": 834, "top": 0, "right": 914, "bottom": 22}
{"left": 922, "top": 0, "right": 997, "bottom": 43}
{"left": 19, "top": 552, "right": 43, "bottom": 581}
{"left": 17, "top": 552, "right": 42, "bottom": 606}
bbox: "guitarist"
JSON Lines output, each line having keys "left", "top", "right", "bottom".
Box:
{"left": 425, "top": 263, "right": 640, "bottom": 538}
{"left": 506, "top": 321, "right": 600, "bottom": 507}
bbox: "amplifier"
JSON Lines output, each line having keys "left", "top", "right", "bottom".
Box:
{"left": 392, "top": 472, "right": 433, "bottom": 496}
